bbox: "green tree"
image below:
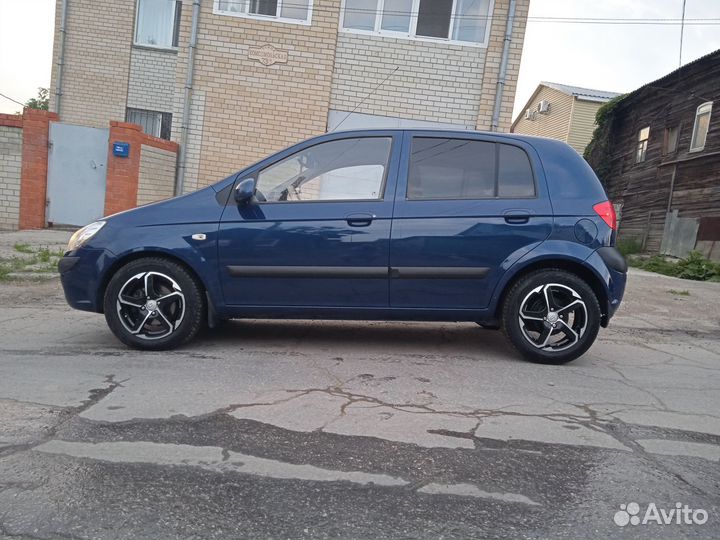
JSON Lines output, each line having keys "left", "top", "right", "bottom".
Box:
{"left": 25, "top": 87, "right": 49, "bottom": 111}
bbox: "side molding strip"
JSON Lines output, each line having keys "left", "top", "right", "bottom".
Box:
{"left": 390, "top": 267, "right": 490, "bottom": 279}
{"left": 226, "top": 266, "right": 490, "bottom": 279}
{"left": 226, "top": 266, "right": 388, "bottom": 279}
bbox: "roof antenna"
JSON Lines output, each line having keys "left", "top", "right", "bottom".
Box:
{"left": 331, "top": 66, "right": 399, "bottom": 132}
{"left": 679, "top": 0, "right": 687, "bottom": 67}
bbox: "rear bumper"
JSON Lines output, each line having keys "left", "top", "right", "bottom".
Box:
{"left": 586, "top": 247, "right": 627, "bottom": 324}
{"left": 58, "top": 248, "right": 115, "bottom": 313}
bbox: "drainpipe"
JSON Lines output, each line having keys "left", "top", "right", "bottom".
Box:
{"left": 175, "top": 0, "right": 202, "bottom": 196}
{"left": 54, "top": 0, "right": 69, "bottom": 116}
{"left": 490, "top": 0, "right": 517, "bottom": 132}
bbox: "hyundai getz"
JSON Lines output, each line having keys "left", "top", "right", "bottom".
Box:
{"left": 59, "top": 130, "right": 627, "bottom": 364}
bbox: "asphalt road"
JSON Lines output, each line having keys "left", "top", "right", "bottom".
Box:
{"left": 1, "top": 267, "right": 719, "bottom": 539}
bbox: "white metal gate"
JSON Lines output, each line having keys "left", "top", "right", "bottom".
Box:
{"left": 47, "top": 123, "right": 109, "bottom": 227}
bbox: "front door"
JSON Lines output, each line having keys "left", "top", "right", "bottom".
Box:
{"left": 389, "top": 132, "right": 553, "bottom": 311}
{"left": 219, "top": 133, "right": 401, "bottom": 308}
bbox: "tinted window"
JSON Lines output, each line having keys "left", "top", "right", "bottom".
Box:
{"left": 408, "top": 138, "right": 535, "bottom": 200}
{"left": 257, "top": 137, "right": 392, "bottom": 202}
{"left": 498, "top": 144, "right": 535, "bottom": 197}
{"left": 408, "top": 138, "right": 495, "bottom": 200}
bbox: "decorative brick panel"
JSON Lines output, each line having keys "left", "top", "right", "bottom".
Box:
{"left": 138, "top": 145, "right": 178, "bottom": 206}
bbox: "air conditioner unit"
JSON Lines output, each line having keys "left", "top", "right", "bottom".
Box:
{"left": 537, "top": 100, "right": 550, "bottom": 114}
{"left": 524, "top": 108, "right": 536, "bottom": 121}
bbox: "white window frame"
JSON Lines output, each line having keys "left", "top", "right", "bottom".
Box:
{"left": 134, "top": 0, "right": 181, "bottom": 51}
{"left": 213, "top": 0, "right": 314, "bottom": 26}
{"left": 689, "top": 101, "right": 713, "bottom": 153}
{"left": 339, "top": 0, "right": 494, "bottom": 48}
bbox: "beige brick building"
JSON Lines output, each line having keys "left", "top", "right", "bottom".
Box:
{"left": 51, "top": 0, "right": 530, "bottom": 193}
{"left": 511, "top": 82, "right": 621, "bottom": 154}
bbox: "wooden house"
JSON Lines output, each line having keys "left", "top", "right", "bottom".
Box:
{"left": 586, "top": 49, "right": 720, "bottom": 259}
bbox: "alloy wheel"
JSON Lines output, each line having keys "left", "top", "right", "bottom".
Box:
{"left": 116, "top": 271, "right": 186, "bottom": 340}
{"left": 518, "top": 283, "right": 588, "bottom": 352}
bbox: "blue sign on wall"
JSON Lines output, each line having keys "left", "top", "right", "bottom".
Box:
{"left": 113, "top": 142, "right": 130, "bottom": 158}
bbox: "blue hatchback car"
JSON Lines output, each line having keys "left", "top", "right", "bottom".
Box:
{"left": 59, "top": 129, "right": 626, "bottom": 363}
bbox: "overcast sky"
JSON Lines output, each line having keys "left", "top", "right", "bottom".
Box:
{"left": 1, "top": 0, "right": 719, "bottom": 117}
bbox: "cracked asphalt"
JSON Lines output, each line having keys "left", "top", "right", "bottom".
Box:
{"left": 1, "top": 256, "right": 719, "bottom": 538}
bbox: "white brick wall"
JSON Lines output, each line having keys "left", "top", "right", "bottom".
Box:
{"left": 128, "top": 48, "right": 178, "bottom": 114}
{"left": 137, "top": 144, "right": 177, "bottom": 206}
{"left": 0, "top": 126, "right": 23, "bottom": 230}
{"left": 330, "top": 33, "right": 485, "bottom": 128}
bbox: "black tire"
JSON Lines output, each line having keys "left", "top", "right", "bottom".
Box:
{"left": 501, "top": 269, "right": 601, "bottom": 364}
{"left": 103, "top": 257, "right": 205, "bottom": 350}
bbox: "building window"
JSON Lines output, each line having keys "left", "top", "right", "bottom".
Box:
{"left": 407, "top": 138, "right": 535, "bottom": 200}
{"left": 256, "top": 137, "right": 392, "bottom": 202}
{"left": 127, "top": 108, "right": 173, "bottom": 140}
{"left": 690, "top": 101, "right": 712, "bottom": 152}
{"left": 341, "top": 0, "right": 492, "bottom": 46}
{"left": 135, "top": 0, "right": 181, "bottom": 49}
{"left": 635, "top": 126, "right": 650, "bottom": 163}
{"left": 663, "top": 126, "right": 679, "bottom": 155}
{"left": 215, "top": 0, "right": 312, "bottom": 24}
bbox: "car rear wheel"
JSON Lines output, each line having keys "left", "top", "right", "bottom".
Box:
{"left": 501, "top": 269, "right": 601, "bottom": 364}
{"left": 103, "top": 257, "right": 205, "bottom": 350}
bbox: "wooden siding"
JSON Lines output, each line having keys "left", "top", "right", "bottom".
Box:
{"left": 587, "top": 51, "right": 720, "bottom": 251}
{"left": 512, "top": 86, "right": 573, "bottom": 141}
{"left": 567, "top": 99, "right": 602, "bottom": 154}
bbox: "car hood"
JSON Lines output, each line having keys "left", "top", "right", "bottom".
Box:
{"left": 101, "top": 176, "right": 236, "bottom": 228}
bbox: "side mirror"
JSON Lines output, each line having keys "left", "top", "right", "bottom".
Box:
{"left": 234, "top": 178, "right": 256, "bottom": 204}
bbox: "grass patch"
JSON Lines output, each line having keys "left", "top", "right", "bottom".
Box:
{"left": 631, "top": 251, "right": 720, "bottom": 282}
{"left": 668, "top": 289, "right": 690, "bottom": 296}
{"left": 13, "top": 243, "right": 33, "bottom": 254}
{"left": 616, "top": 238, "right": 643, "bottom": 257}
{"left": 0, "top": 245, "right": 65, "bottom": 281}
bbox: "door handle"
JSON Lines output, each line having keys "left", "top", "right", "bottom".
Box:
{"left": 346, "top": 213, "right": 375, "bottom": 227}
{"left": 504, "top": 210, "right": 531, "bottom": 224}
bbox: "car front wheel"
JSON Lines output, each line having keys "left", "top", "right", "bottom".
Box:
{"left": 501, "top": 269, "right": 601, "bottom": 364}
{"left": 103, "top": 257, "right": 205, "bottom": 350}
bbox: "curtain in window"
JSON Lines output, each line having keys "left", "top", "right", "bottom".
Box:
{"left": 249, "top": 0, "right": 277, "bottom": 15}
{"left": 453, "top": 0, "right": 490, "bottom": 43}
{"left": 136, "top": 0, "right": 176, "bottom": 47}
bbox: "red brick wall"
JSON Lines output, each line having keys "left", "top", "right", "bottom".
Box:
{"left": 18, "top": 109, "right": 58, "bottom": 229}
{"left": 104, "top": 122, "right": 179, "bottom": 216}
{"left": 0, "top": 113, "right": 23, "bottom": 128}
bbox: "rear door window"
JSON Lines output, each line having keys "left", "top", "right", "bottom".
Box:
{"left": 407, "top": 137, "right": 535, "bottom": 200}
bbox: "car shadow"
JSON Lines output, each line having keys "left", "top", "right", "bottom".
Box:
{"left": 193, "top": 319, "right": 519, "bottom": 361}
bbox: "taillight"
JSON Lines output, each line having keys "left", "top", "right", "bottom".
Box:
{"left": 593, "top": 201, "right": 617, "bottom": 230}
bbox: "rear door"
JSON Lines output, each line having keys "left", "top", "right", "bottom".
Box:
{"left": 389, "top": 132, "right": 553, "bottom": 311}
{"left": 218, "top": 132, "right": 401, "bottom": 308}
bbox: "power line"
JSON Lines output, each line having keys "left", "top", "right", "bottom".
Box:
{"left": 0, "top": 92, "right": 25, "bottom": 108}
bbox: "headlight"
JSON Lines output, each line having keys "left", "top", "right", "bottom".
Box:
{"left": 67, "top": 221, "right": 106, "bottom": 252}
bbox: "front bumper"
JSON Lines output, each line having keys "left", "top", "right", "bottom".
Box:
{"left": 58, "top": 248, "right": 115, "bottom": 313}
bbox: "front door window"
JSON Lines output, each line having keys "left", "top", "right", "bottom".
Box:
{"left": 256, "top": 137, "right": 392, "bottom": 202}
